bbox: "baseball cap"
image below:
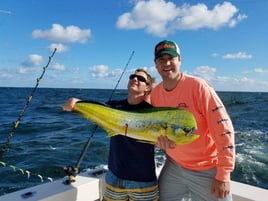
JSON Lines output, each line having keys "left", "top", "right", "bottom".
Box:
{"left": 154, "top": 40, "right": 180, "bottom": 59}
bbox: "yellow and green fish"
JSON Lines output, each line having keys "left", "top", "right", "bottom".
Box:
{"left": 72, "top": 101, "right": 199, "bottom": 145}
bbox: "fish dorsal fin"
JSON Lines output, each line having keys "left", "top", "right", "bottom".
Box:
{"left": 77, "top": 100, "right": 108, "bottom": 106}
{"left": 133, "top": 107, "right": 179, "bottom": 114}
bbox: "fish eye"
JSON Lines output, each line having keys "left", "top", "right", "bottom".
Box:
{"left": 183, "top": 127, "right": 195, "bottom": 136}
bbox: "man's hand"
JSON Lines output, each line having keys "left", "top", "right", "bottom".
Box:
{"left": 211, "top": 179, "right": 231, "bottom": 199}
{"left": 156, "top": 136, "right": 175, "bottom": 149}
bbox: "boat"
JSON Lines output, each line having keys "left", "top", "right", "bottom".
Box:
{"left": 0, "top": 165, "right": 267, "bottom": 201}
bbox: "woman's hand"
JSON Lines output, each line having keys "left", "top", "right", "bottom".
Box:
{"left": 62, "top": 98, "right": 80, "bottom": 111}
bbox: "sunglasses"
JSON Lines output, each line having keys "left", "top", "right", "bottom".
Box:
{"left": 129, "top": 74, "right": 148, "bottom": 85}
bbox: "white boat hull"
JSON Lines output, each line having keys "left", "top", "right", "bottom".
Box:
{"left": 0, "top": 167, "right": 267, "bottom": 201}
{"left": 0, "top": 168, "right": 106, "bottom": 201}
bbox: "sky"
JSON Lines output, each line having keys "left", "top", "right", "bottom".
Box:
{"left": 0, "top": 0, "right": 268, "bottom": 92}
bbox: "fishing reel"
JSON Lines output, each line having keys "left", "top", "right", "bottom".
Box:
{"left": 63, "top": 166, "right": 78, "bottom": 184}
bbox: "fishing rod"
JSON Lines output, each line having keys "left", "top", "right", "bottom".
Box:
{"left": 64, "top": 50, "right": 135, "bottom": 184}
{"left": 0, "top": 48, "right": 57, "bottom": 159}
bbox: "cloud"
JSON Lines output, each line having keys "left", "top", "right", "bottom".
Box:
{"left": 214, "top": 76, "right": 268, "bottom": 92}
{"left": 49, "top": 43, "right": 69, "bottom": 53}
{"left": 229, "top": 13, "right": 247, "bottom": 27}
{"left": 188, "top": 66, "right": 268, "bottom": 92}
{"left": 0, "top": 9, "right": 12, "bottom": 15}
{"left": 22, "top": 54, "right": 43, "bottom": 67}
{"left": 89, "top": 65, "right": 123, "bottom": 78}
{"left": 51, "top": 63, "right": 66, "bottom": 71}
{"left": 211, "top": 53, "right": 219, "bottom": 58}
{"left": 71, "top": 67, "right": 80, "bottom": 74}
{"left": 192, "top": 66, "right": 216, "bottom": 81}
{"left": 32, "top": 24, "right": 91, "bottom": 43}
{"left": 117, "top": 0, "right": 179, "bottom": 36}
{"left": 89, "top": 65, "right": 109, "bottom": 77}
{"left": 0, "top": 68, "right": 13, "bottom": 79}
{"left": 109, "top": 68, "right": 123, "bottom": 77}
{"left": 253, "top": 68, "right": 268, "bottom": 73}
{"left": 222, "top": 52, "right": 252, "bottom": 59}
{"left": 116, "top": 0, "right": 246, "bottom": 37}
{"left": 17, "top": 67, "right": 38, "bottom": 74}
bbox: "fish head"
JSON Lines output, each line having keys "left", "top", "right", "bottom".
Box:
{"left": 167, "top": 124, "right": 199, "bottom": 145}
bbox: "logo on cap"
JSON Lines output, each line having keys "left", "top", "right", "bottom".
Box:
{"left": 154, "top": 40, "right": 180, "bottom": 59}
{"left": 156, "top": 43, "right": 176, "bottom": 52}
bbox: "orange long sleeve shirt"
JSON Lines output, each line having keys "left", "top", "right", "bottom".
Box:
{"left": 151, "top": 73, "right": 235, "bottom": 182}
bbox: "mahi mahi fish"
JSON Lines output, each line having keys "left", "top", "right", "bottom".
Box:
{"left": 73, "top": 101, "right": 199, "bottom": 145}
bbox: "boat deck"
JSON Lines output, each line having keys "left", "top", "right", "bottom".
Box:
{"left": 0, "top": 168, "right": 267, "bottom": 201}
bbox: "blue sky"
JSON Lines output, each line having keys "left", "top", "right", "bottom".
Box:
{"left": 1, "top": 0, "right": 267, "bottom": 92}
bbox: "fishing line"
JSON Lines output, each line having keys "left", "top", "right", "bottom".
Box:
{"left": 0, "top": 48, "right": 57, "bottom": 159}
{"left": 0, "top": 161, "right": 53, "bottom": 183}
{"left": 64, "top": 50, "right": 135, "bottom": 184}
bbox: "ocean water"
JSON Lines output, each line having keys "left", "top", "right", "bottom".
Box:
{"left": 0, "top": 87, "right": 267, "bottom": 196}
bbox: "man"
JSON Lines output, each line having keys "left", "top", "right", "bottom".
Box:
{"left": 63, "top": 69, "right": 159, "bottom": 201}
{"left": 151, "top": 40, "right": 235, "bottom": 201}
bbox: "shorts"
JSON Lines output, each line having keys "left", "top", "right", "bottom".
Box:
{"left": 159, "top": 157, "right": 233, "bottom": 201}
{"left": 103, "top": 170, "right": 159, "bottom": 201}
